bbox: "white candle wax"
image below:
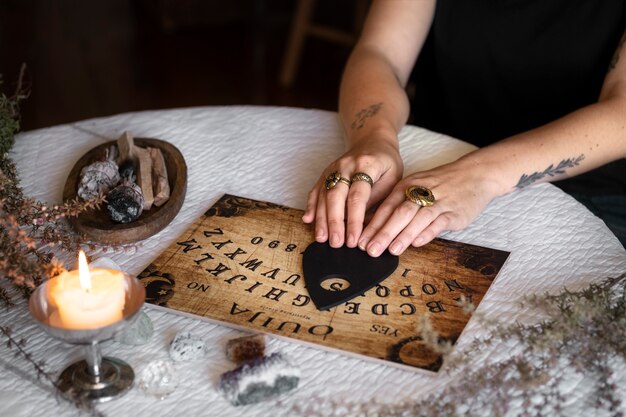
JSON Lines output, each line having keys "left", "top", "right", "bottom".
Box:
{"left": 48, "top": 268, "right": 126, "bottom": 330}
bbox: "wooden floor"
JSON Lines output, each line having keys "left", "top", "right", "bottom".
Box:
{"left": 0, "top": 0, "right": 354, "bottom": 131}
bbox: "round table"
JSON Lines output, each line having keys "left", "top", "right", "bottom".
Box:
{"left": 2, "top": 106, "right": 625, "bottom": 417}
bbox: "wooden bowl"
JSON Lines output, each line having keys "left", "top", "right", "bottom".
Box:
{"left": 63, "top": 138, "right": 187, "bottom": 244}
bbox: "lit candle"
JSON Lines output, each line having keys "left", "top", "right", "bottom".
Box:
{"left": 47, "top": 251, "right": 126, "bottom": 329}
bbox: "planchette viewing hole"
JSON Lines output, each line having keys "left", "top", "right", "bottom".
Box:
{"left": 320, "top": 277, "right": 351, "bottom": 292}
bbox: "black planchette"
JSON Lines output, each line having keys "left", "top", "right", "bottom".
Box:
{"left": 302, "top": 242, "right": 399, "bottom": 310}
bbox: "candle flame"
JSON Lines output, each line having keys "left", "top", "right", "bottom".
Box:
{"left": 78, "top": 250, "right": 92, "bottom": 291}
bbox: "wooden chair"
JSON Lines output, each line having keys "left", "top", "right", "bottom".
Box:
{"left": 279, "top": 0, "right": 369, "bottom": 87}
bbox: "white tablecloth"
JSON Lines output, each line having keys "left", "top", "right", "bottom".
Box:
{"left": 1, "top": 106, "right": 625, "bottom": 417}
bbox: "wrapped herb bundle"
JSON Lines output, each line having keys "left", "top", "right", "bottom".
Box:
{"left": 77, "top": 145, "right": 120, "bottom": 200}
{"left": 106, "top": 170, "right": 144, "bottom": 224}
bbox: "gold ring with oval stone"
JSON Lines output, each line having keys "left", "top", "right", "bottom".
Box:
{"left": 405, "top": 185, "right": 435, "bottom": 207}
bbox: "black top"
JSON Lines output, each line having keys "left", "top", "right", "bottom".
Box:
{"left": 410, "top": 0, "right": 625, "bottom": 146}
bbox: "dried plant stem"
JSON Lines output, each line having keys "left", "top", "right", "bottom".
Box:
{"left": 0, "top": 326, "right": 104, "bottom": 417}
{"left": 0, "top": 71, "right": 108, "bottom": 307}
{"left": 292, "top": 274, "right": 626, "bottom": 417}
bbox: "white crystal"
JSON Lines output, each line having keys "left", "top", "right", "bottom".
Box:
{"left": 138, "top": 360, "right": 179, "bottom": 400}
{"left": 114, "top": 310, "right": 153, "bottom": 345}
{"left": 169, "top": 332, "right": 207, "bottom": 361}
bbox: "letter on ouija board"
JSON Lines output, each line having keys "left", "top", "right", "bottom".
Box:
{"left": 343, "top": 302, "right": 360, "bottom": 314}
{"left": 194, "top": 253, "right": 214, "bottom": 265}
{"left": 230, "top": 302, "right": 250, "bottom": 315}
{"left": 426, "top": 301, "right": 445, "bottom": 313}
{"left": 206, "top": 263, "right": 231, "bottom": 276}
{"left": 177, "top": 239, "right": 201, "bottom": 253}
{"left": 445, "top": 279, "right": 465, "bottom": 292}
{"left": 203, "top": 227, "right": 224, "bottom": 236}
{"left": 372, "top": 304, "right": 389, "bottom": 316}
{"left": 261, "top": 268, "right": 280, "bottom": 279}
{"left": 224, "top": 274, "right": 247, "bottom": 284}
{"left": 422, "top": 283, "right": 437, "bottom": 295}
{"left": 240, "top": 258, "right": 263, "bottom": 271}
{"left": 211, "top": 239, "right": 232, "bottom": 250}
{"left": 187, "top": 282, "right": 209, "bottom": 292}
{"left": 400, "top": 285, "right": 415, "bottom": 297}
{"left": 263, "top": 287, "right": 287, "bottom": 302}
{"left": 292, "top": 294, "right": 310, "bottom": 307}
{"left": 282, "top": 274, "right": 300, "bottom": 286}
{"left": 376, "top": 285, "right": 390, "bottom": 297}
{"left": 400, "top": 303, "right": 416, "bottom": 315}
{"left": 224, "top": 248, "right": 247, "bottom": 260}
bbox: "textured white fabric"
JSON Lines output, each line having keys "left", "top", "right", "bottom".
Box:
{"left": 1, "top": 106, "right": 625, "bottom": 417}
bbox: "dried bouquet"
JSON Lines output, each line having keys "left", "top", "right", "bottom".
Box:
{"left": 0, "top": 67, "right": 104, "bottom": 307}
{"left": 294, "top": 273, "right": 626, "bottom": 417}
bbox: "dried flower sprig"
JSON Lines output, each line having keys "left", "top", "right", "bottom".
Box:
{"left": 0, "top": 69, "right": 106, "bottom": 307}
{"left": 292, "top": 273, "right": 626, "bottom": 417}
{"left": 0, "top": 326, "right": 104, "bottom": 417}
{"left": 0, "top": 68, "right": 118, "bottom": 416}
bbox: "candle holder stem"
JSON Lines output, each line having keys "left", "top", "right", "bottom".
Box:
{"left": 85, "top": 341, "right": 102, "bottom": 379}
{"left": 56, "top": 342, "right": 135, "bottom": 403}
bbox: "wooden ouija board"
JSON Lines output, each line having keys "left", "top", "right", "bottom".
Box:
{"left": 139, "top": 194, "right": 509, "bottom": 372}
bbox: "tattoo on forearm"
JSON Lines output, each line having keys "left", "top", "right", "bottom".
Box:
{"left": 351, "top": 102, "right": 383, "bottom": 130}
{"left": 515, "top": 154, "right": 585, "bottom": 189}
{"left": 608, "top": 32, "right": 626, "bottom": 72}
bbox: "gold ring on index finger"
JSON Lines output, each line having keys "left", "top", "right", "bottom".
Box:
{"left": 325, "top": 171, "right": 351, "bottom": 190}
{"left": 350, "top": 172, "right": 374, "bottom": 187}
{"left": 405, "top": 185, "right": 435, "bottom": 207}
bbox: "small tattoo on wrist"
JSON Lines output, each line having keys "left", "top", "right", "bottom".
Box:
{"left": 351, "top": 102, "right": 383, "bottom": 130}
{"left": 515, "top": 154, "right": 585, "bottom": 189}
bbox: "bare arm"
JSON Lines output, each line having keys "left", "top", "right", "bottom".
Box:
{"left": 359, "top": 29, "right": 626, "bottom": 256}
{"left": 339, "top": 0, "right": 434, "bottom": 147}
{"left": 303, "top": 0, "right": 435, "bottom": 248}
{"left": 472, "top": 31, "right": 626, "bottom": 195}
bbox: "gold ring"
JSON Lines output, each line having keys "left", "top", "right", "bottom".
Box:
{"left": 405, "top": 185, "right": 435, "bottom": 207}
{"left": 325, "top": 171, "right": 351, "bottom": 190}
{"left": 350, "top": 172, "right": 374, "bottom": 187}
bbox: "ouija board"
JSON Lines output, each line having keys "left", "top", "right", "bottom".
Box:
{"left": 139, "top": 194, "right": 510, "bottom": 372}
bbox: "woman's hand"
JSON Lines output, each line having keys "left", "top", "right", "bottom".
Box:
{"left": 358, "top": 153, "right": 504, "bottom": 257}
{"left": 302, "top": 135, "right": 404, "bottom": 248}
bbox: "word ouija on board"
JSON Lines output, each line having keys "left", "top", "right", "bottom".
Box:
{"left": 139, "top": 194, "right": 510, "bottom": 372}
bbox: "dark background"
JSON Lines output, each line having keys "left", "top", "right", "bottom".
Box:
{"left": 1, "top": 0, "right": 624, "bottom": 245}
{"left": 0, "top": 0, "right": 364, "bottom": 131}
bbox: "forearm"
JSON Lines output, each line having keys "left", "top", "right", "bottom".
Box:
{"left": 460, "top": 96, "right": 626, "bottom": 197}
{"left": 337, "top": 0, "right": 435, "bottom": 151}
{"left": 338, "top": 47, "right": 411, "bottom": 150}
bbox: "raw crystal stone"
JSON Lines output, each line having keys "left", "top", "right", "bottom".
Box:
{"left": 114, "top": 310, "right": 153, "bottom": 345}
{"left": 106, "top": 177, "right": 144, "bottom": 223}
{"left": 138, "top": 360, "right": 179, "bottom": 399}
{"left": 169, "top": 332, "right": 207, "bottom": 361}
{"left": 118, "top": 159, "right": 137, "bottom": 179}
{"left": 225, "top": 334, "right": 265, "bottom": 363}
{"left": 219, "top": 353, "right": 300, "bottom": 406}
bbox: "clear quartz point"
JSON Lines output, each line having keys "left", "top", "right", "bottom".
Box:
{"left": 138, "top": 360, "right": 179, "bottom": 399}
